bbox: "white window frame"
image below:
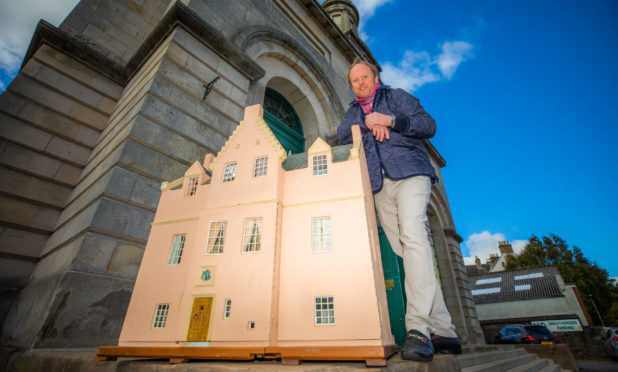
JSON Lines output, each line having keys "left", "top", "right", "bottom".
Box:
{"left": 312, "top": 217, "right": 332, "bottom": 252}
{"left": 206, "top": 221, "right": 227, "bottom": 254}
{"left": 242, "top": 218, "right": 262, "bottom": 252}
{"left": 152, "top": 304, "right": 170, "bottom": 328}
{"left": 314, "top": 296, "right": 335, "bottom": 325}
{"left": 312, "top": 154, "right": 328, "bottom": 176}
{"left": 185, "top": 176, "right": 199, "bottom": 196}
{"left": 222, "top": 162, "right": 237, "bottom": 183}
{"left": 253, "top": 156, "right": 268, "bottom": 178}
{"left": 168, "top": 234, "right": 186, "bottom": 265}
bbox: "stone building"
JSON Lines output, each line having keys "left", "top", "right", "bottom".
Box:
{"left": 469, "top": 265, "right": 592, "bottom": 343}
{"left": 0, "top": 0, "right": 483, "bottom": 349}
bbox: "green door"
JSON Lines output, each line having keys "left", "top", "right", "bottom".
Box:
{"left": 378, "top": 224, "right": 408, "bottom": 346}
{"left": 263, "top": 88, "right": 305, "bottom": 154}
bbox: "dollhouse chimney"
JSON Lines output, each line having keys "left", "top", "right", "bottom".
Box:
{"left": 203, "top": 153, "right": 215, "bottom": 170}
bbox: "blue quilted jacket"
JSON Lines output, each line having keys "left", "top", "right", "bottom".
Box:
{"left": 337, "top": 85, "right": 438, "bottom": 194}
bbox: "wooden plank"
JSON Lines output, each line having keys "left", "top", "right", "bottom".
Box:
{"left": 265, "top": 345, "right": 397, "bottom": 361}
{"left": 96, "top": 346, "right": 263, "bottom": 360}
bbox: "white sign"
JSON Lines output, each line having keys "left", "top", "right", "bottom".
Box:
{"left": 532, "top": 319, "right": 583, "bottom": 332}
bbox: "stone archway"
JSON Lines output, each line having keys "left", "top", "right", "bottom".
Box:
{"left": 235, "top": 26, "right": 346, "bottom": 150}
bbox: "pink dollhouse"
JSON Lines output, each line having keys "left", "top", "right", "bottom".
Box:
{"left": 97, "top": 104, "right": 396, "bottom": 365}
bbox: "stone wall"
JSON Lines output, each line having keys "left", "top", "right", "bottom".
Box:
{"left": 0, "top": 43, "right": 123, "bottom": 334}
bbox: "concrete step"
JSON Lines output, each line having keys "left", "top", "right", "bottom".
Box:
{"left": 508, "top": 358, "right": 549, "bottom": 372}
{"left": 537, "top": 364, "right": 561, "bottom": 372}
{"left": 461, "top": 354, "right": 536, "bottom": 372}
{"left": 458, "top": 348, "right": 528, "bottom": 368}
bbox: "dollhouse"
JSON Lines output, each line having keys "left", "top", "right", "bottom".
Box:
{"left": 97, "top": 104, "right": 396, "bottom": 365}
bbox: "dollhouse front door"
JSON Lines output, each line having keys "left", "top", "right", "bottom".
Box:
{"left": 187, "top": 297, "right": 213, "bottom": 341}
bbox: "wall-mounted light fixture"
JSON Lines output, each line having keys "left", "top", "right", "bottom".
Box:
{"left": 202, "top": 76, "right": 220, "bottom": 100}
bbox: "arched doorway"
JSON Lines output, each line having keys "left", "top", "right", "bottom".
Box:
{"left": 263, "top": 88, "right": 305, "bottom": 154}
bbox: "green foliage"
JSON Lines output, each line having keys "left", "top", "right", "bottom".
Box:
{"left": 506, "top": 234, "right": 618, "bottom": 326}
{"left": 605, "top": 302, "right": 618, "bottom": 327}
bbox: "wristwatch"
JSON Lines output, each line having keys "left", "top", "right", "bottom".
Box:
{"left": 389, "top": 115, "right": 396, "bottom": 128}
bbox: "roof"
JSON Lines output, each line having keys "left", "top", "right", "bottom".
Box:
{"left": 282, "top": 144, "right": 352, "bottom": 171}
{"left": 468, "top": 266, "right": 563, "bottom": 304}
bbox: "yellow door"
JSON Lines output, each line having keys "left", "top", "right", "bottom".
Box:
{"left": 187, "top": 297, "right": 212, "bottom": 342}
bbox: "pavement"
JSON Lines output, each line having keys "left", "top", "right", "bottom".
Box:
{"left": 576, "top": 359, "right": 618, "bottom": 372}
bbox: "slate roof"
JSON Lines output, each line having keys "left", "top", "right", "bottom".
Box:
{"left": 468, "top": 266, "right": 563, "bottom": 304}
{"left": 282, "top": 144, "right": 352, "bottom": 171}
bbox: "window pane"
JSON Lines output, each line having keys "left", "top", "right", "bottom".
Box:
{"left": 242, "top": 218, "right": 262, "bottom": 252}
{"left": 168, "top": 234, "right": 186, "bottom": 264}
{"left": 312, "top": 154, "right": 328, "bottom": 175}
{"left": 185, "top": 176, "right": 199, "bottom": 196}
{"left": 207, "top": 221, "right": 227, "bottom": 254}
{"left": 312, "top": 217, "right": 332, "bottom": 252}
{"left": 152, "top": 304, "right": 170, "bottom": 328}
{"left": 253, "top": 156, "right": 268, "bottom": 178}
{"left": 223, "top": 162, "right": 237, "bottom": 183}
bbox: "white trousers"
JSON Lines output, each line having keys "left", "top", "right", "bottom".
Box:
{"left": 374, "top": 175, "right": 457, "bottom": 338}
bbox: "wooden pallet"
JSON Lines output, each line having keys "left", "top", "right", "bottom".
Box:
{"left": 96, "top": 345, "right": 398, "bottom": 367}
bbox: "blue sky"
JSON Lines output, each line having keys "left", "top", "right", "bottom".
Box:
{"left": 353, "top": 0, "right": 618, "bottom": 276}
{"left": 1, "top": 1, "right": 617, "bottom": 277}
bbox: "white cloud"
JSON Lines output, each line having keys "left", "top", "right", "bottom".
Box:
{"left": 462, "top": 231, "right": 529, "bottom": 266}
{"left": 351, "top": 0, "right": 394, "bottom": 41}
{"left": 437, "top": 41, "right": 474, "bottom": 79}
{"left": 381, "top": 51, "right": 440, "bottom": 92}
{"left": 380, "top": 41, "right": 474, "bottom": 92}
{"left": 0, "top": 0, "right": 79, "bottom": 78}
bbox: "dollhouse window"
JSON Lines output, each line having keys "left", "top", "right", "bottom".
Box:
{"left": 185, "top": 176, "right": 199, "bottom": 196}
{"left": 222, "top": 162, "right": 237, "bottom": 183}
{"left": 312, "top": 154, "right": 328, "bottom": 175}
{"left": 253, "top": 156, "right": 268, "bottom": 178}
{"left": 224, "top": 298, "right": 232, "bottom": 318}
{"left": 206, "top": 221, "right": 227, "bottom": 254}
{"left": 152, "top": 304, "right": 170, "bottom": 328}
{"left": 312, "top": 217, "right": 332, "bottom": 252}
{"left": 242, "top": 218, "right": 262, "bottom": 252}
{"left": 167, "top": 234, "right": 186, "bottom": 264}
{"left": 314, "top": 297, "right": 335, "bottom": 325}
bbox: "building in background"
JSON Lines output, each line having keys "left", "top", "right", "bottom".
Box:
{"left": 0, "top": 0, "right": 482, "bottom": 349}
{"left": 469, "top": 265, "right": 592, "bottom": 342}
{"left": 466, "top": 241, "right": 515, "bottom": 276}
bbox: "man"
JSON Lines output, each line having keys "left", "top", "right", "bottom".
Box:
{"left": 337, "top": 58, "right": 462, "bottom": 361}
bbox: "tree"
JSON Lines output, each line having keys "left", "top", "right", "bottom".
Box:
{"left": 505, "top": 234, "right": 618, "bottom": 326}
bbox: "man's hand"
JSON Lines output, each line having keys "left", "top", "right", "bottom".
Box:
{"left": 365, "top": 112, "right": 391, "bottom": 142}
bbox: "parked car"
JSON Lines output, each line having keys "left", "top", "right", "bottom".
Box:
{"left": 494, "top": 324, "right": 560, "bottom": 344}
{"left": 604, "top": 327, "right": 618, "bottom": 360}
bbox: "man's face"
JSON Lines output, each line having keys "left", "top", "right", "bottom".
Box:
{"left": 349, "top": 63, "right": 378, "bottom": 99}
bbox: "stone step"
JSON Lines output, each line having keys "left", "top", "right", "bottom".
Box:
{"left": 508, "top": 358, "right": 549, "bottom": 372}
{"left": 461, "top": 354, "right": 536, "bottom": 372}
{"left": 458, "top": 348, "right": 528, "bottom": 368}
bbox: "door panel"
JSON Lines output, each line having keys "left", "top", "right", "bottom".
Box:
{"left": 187, "top": 297, "right": 213, "bottom": 342}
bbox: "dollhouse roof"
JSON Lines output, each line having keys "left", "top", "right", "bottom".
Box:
{"left": 282, "top": 144, "right": 352, "bottom": 170}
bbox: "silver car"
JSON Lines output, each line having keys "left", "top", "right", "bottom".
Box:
{"left": 604, "top": 327, "right": 618, "bottom": 360}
